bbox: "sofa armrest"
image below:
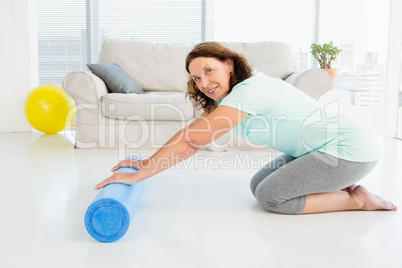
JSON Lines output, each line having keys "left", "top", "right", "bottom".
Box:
{"left": 63, "top": 71, "right": 108, "bottom": 104}
{"left": 285, "top": 69, "right": 331, "bottom": 100}
{"left": 63, "top": 71, "right": 108, "bottom": 125}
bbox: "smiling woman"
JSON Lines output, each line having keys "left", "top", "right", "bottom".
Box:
{"left": 185, "top": 42, "right": 253, "bottom": 112}
{"left": 188, "top": 57, "right": 232, "bottom": 100}
{"left": 95, "top": 42, "right": 397, "bottom": 215}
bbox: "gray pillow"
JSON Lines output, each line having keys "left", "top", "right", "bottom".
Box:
{"left": 87, "top": 63, "right": 144, "bottom": 94}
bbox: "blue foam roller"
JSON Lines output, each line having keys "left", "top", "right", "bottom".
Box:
{"left": 84, "top": 155, "right": 145, "bottom": 242}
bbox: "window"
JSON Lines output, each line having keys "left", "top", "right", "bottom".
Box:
{"left": 38, "top": 0, "right": 390, "bottom": 110}
{"left": 212, "top": 0, "right": 390, "bottom": 108}
{"left": 37, "top": 0, "right": 86, "bottom": 85}
{"left": 37, "top": 0, "right": 213, "bottom": 85}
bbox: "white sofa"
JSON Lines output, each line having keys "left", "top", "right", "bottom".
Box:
{"left": 63, "top": 39, "right": 331, "bottom": 151}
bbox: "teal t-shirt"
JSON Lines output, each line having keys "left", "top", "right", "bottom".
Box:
{"left": 216, "top": 71, "right": 380, "bottom": 162}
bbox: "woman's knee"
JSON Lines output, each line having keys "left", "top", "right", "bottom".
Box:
{"left": 254, "top": 187, "right": 304, "bottom": 215}
{"left": 250, "top": 173, "right": 263, "bottom": 197}
{"left": 254, "top": 187, "right": 281, "bottom": 212}
{"left": 249, "top": 154, "right": 297, "bottom": 197}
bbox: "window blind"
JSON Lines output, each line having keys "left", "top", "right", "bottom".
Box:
{"left": 214, "top": 0, "right": 316, "bottom": 70}
{"left": 37, "top": 0, "right": 213, "bottom": 85}
{"left": 213, "top": 0, "right": 390, "bottom": 106}
{"left": 37, "top": 0, "right": 86, "bottom": 85}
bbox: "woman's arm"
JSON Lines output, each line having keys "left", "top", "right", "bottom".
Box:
{"left": 110, "top": 108, "right": 215, "bottom": 171}
{"left": 144, "top": 108, "right": 216, "bottom": 164}
{"left": 95, "top": 105, "right": 247, "bottom": 189}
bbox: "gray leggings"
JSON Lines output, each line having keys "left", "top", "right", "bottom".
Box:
{"left": 250, "top": 152, "right": 377, "bottom": 215}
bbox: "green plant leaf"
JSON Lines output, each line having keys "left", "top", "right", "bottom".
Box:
{"left": 310, "top": 41, "right": 342, "bottom": 69}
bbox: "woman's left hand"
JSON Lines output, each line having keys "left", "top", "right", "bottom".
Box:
{"left": 94, "top": 172, "right": 138, "bottom": 190}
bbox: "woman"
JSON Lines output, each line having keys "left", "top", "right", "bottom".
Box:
{"left": 95, "top": 42, "right": 397, "bottom": 215}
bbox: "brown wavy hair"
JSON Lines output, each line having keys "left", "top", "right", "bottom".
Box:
{"left": 185, "top": 42, "right": 253, "bottom": 113}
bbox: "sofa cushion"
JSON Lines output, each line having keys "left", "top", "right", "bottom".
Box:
{"left": 102, "top": 92, "right": 194, "bottom": 121}
{"left": 222, "top": 41, "right": 295, "bottom": 80}
{"left": 98, "top": 39, "right": 192, "bottom": 93}
{"left": 87, "top": 63, "right": 144, "bottom": 94}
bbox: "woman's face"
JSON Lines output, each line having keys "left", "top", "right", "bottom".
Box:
{"left": 188, "top": 57, "right": 233, "bottom": 101}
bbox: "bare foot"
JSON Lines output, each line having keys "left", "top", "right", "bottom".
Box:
{"left": 349, "top": 185, "right": 397, "bottom": 211}
{"left": 342, "top": 184, "right": 357, "bottom": 193}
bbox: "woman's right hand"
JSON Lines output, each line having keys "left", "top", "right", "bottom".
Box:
{"left": 111, "top": 159, "right": 147, "bottom": 172}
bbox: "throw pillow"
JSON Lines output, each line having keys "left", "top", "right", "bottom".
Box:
{"left": 87, "top": 63, "right": 144, "bottom": 94}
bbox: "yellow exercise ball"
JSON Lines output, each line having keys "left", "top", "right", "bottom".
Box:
{"left": 24, "top": 84, "right": 76, "bottom": 134}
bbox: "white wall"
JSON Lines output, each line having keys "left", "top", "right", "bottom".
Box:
{"left": 385, "top": 0, "right": 402, "bottom": 137}
{"left": 0, "top": 0, "right": 38, "bottom": 132}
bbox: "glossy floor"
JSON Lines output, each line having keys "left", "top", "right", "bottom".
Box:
{"left": 0, "top": 132, "right": 401, "bottom": 268}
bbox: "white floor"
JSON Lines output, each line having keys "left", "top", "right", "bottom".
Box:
{"left": 0, "top": 132, "right": 401, "bottom": 268}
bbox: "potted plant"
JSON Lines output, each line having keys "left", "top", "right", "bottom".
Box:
{"left": 310, "top": 41, "right": 341, "bottom": 90}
